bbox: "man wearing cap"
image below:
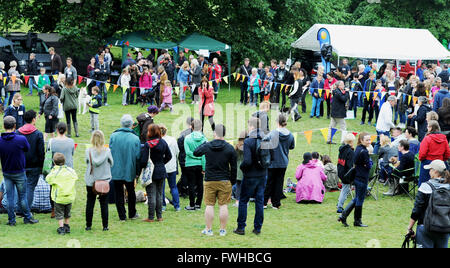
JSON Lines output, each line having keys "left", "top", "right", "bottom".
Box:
{"left": 136, "top": 105, "right": 159, "bottom": 144}
{"left": 433, "top": 82, "right": 450, "bottom": 112}
{"left": 407, "top": 159, "right": 450, "bottom": 248}
{"left": 121, "top": 53, "right": 137, "bottom": 69}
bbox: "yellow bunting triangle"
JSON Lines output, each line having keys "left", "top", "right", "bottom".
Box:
{"left": 320, "top": 128, "right": 329, "bottom": 142}
{"left": 281, "top": 84, "right": 285, "bottom": 92}
{"left": 373, "top": 91, "right": 379, "bottom": 100}
{"left": 113, "top": 84, "right": 119, "bottom": 92}
{"left": 426, "top": 90, "right": 429, "bottom": 97}
{"left": 122, "top": 86, "right": 127, "bottom": 94}
{"left": 413, "top": 96, "right": 418, "bottom": 106}
{"left": 209, "top": 81, "right": 213, "bottom": 87}
{"left": 326, "top": 89, "right": 330, "bottom": 98}
{"left": 304, "top": 131, "right": 313, "bottom": 145}
{"left": 3, "top": 77, "right": 6, "bottom": 85}
{"left": 408, "top": 95, "right": 412, "bottom": 105}
{"left": 236, "top": 73, "right": 241, "bottom": 82}
{"left": 370, "top": 135, "right": 377, "bottom": 143}
{"left": 105, "top": 83, "right": 111, "bottom": 91}
{"left": 233, "top": 73, "right": 237, "bottom": 79}
{"left": 223, "top": 76, "right": 228, "bottom": 84}
{"left": 366, "top": 92, "right": 370, "bottom": 101}
{"left": 318, "top": 89, "right": 323, "bottom": 96}
{"left": 52, "top": 74, "right": 58, "bottom": 81}
{"left": 241, "top": 75, "right": 246, "bottom": 82}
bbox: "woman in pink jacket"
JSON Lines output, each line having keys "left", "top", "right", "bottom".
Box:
{"left": 139, "top": 67, "right": 153, "bottom": 103}
{"left": 295, "top": 152, "right": 327, "bottom": 203}
{"left": 198, "top": 77, "right": 215, "bottom": 131}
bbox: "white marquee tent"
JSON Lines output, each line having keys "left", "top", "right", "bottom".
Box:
{"left": 291, "top": 24, "right": 450, "bottom": 61}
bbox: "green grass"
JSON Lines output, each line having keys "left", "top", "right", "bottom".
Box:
{"left": 0, "top": 83, "right": 421, "bottom": 248}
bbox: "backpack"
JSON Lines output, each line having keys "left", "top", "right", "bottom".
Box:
{"left": 423, "top": 181, "right": 450, "bottom": 233}
{"left": 256, "top": 137, "right": 271, "bottom": 169}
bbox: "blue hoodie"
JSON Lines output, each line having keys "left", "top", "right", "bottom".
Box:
{"left": 0, "top": 132, "right": 30, "bottom": 174}
{"left": 267, "top": 128, "right": 295, "bottom": 169}
{"left": 240, "top": 129, "right": 268, "bottom": 179}
{"left": 433, "top": 89, "right": 450, "bottom": 111}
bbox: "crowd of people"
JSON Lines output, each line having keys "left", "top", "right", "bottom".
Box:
{"left": 0, "top": 46, "right": 449, "bottom": 248}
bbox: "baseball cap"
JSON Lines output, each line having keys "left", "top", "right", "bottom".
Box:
{"left": 147, "top": 105, "right": 159, "bottom": 114}
{"left": 424, "top": 160, "right": 447, "bottom": 173}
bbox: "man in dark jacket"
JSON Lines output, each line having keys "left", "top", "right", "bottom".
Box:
{"left": 273, "top": 60, "right": 289, "bottom": 108}
{"left": 16, "top": 110, "right": 45, "bottom": 209}
{"left": 194, "top": 124, "right": 237, "bottom": 236}
{"left": 93, "top": 56, "right": 110, "bottom": 106}
{"left": 136, "top": 105, "right": 159, "bottom": 143}
{"left": 433, "top": 82, "right": 450, "bottom": 112}
{"left": 239, "top": 58, "right": 252, "bottom": 105}
{"left": 163, "top": 56, "right": 176, "bottom": 85}
{"left": 49, "top": 47, "right": 63, "bottom": 75}
{"left": 234, "top": 117, "right": 269, "bottom": 236}
{"left": 177, "top": 117, "right": 194, "bottom": 197}
{"left": 411, "top": 96, "right": 432, "bottom": 142}
{"left": 336, "top": 134, "right": 355, "bottom": 213}
{"left": 327, "top": 81, "right": 349, "bottom": 144}
{"left": 0, "top": 116, "right": 39, "bottom": 226}
{"left": 26, "top": 53, "right": 39, "bottom": 96}
{"left": 437, "top": 64, "right": 449, "bottom": 83}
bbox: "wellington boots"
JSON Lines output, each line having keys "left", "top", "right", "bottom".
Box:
{"left": 67, "top": 123, "right": 72, "bottom": 138}
{"left": 338, "top": 200, "right": 355, "bottom": 227}
{"left": 383, "top": 179, "right": 396, "bottom": 196}
{"left": 74, "top": 122, "right": 80, "bottom": 137}
{"left": 354, "top": 206, "right": 368, "bottom": 227}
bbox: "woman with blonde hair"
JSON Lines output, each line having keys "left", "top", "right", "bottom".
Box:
{"left": 6, "top": 60, "right": 22, "bottom": 105}
{"left": 85, "top": 130, "right": 113, "bottom": 231}
{"left": 177, "top": 61, "right": 190, "bottom": 104}
{"left": 4, "top": 93, "right": 25, "bottom": 128}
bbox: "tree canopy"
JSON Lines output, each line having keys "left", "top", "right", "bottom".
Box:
{"left": 1, "top": 0, "right": 448, "bottom": 66}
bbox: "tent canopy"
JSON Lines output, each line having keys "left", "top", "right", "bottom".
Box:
{"left": 0, "top": 36, "right": 13, "bottom": 48}
{"left": 291, "top": 24, "right": 450, "bottom": 61}
{"left": 178, "top": 33, "right": 231, "bottom": 77}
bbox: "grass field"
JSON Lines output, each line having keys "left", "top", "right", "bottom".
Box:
{"left": 0, "top": 83, "right": 421, "bottom": 248}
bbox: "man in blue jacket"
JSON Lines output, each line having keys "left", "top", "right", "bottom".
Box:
{"left": 0, "top": 116, "right": 39, "bottom": 226}
{"left": 234, "top": 117, "right": 269, "bottom": 236}
{"left": 16, "top": 110, "right": 45, "bottom": 209}
{"left": 92, "top": 56, "right": 110, "bottom": 106}
{"left": 110, "top": 114, "right": 141, "bottom": 221}
{"left": 433, "top": 82, "right": 450, "bottom": 112}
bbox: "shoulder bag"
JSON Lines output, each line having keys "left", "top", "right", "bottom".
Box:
{"left": 90, "top": 148, "right": 110, "bottom": 195}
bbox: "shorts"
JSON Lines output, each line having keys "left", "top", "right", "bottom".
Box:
{"left": 54, "top": 203, "right": 72, "bottom": 220}
{"left": 45, "top": 116, "right": 58, "bottom": 134}
{"left": 204, "top": 181, "right": 232, "bottom": 206}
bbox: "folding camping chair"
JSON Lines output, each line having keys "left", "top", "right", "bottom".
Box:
{"left": 366, "top": 154, "right": 380, "bottom": 200}
{"left": 390, "top": 154, "right": 420, "bottom": 200}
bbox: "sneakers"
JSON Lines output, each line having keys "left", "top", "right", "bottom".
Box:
{"left": 85, "top": 226, "right": 92, "bottom": 231}
{"left": 162, "top": 206, "right": 166, "bottom": 212}
{"left": 103, "top": 227, "right": 109, "bottom": 231}
{"left": 252, "top": 229, "right": 261, "bottom": 235}
{"left": 195, "top": 205, "right": 201, "bottom": 210}
{"left": 201, "top": 229, "right": 213, "bottom": 236}
{"left": 175, "top": 207, "right": 181, "bottom": 212}
{"left": 24, "top": 218, "right": 39, "bottom": 224}
{"left": 130, "top": 213, "right": 140, "bottom": 220}
{"left": 336, "top": 208, "right": 343, "bottom": 213}
{"left": 272, "top": 206, "right": 279, "bottom": 210}
{"left": 64, "top": 224, "right": 71, "bottom": 234}
{"left": 184, "top": 206, "right": 196, "bottom": 211}
{"left": 263, "top": 205, "right": 268, "bottom": 209}
{"left": 57, "top": 227, "right": 65, "bottom": 235}
{"left": 6, "top": 221, "right": 16, "bottom": 226}
{"left": 104, "top": 103, "right": 109, "bottom": 106}
{"left": 219, "top": 229, "right": 227, "bottom": 236}
{"left": 233, "top": 228, "right": 245, "bottom": 235}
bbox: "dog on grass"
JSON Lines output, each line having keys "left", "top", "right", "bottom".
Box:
{"left": 280, "top": 102, "right": 300, "bottom": 122}
{"left": 78, "top": 87, "right": 91, "bottom": 114}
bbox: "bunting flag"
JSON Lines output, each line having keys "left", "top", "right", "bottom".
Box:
{"left": 74, "top": 143, "right": 78, "bottom": 150}
{"left": 24, "top": 76, "right": 29, "bottom": 86}
{"left": 285, "top": 85, "right": 290, "bottom": 93}
{"left": 241, "top": 75, "right": 246, "bottom": 83}
{"left": 11, "top": 75, "right": 16, "bottom": 84}
{"left": 320, "top": 128, "right": 329, "bottom": 142}
{"left": 183, "top": 86, "right": 188, "bottom": 92}
{"left": 105, "top": 83, "right": 111, "bottom": 91}
{"left": 366, "top": 92, "right": 370, "bottom": 101}
{"left": 52, "top": 74, "right": 58, "bottom": 81}
{"left": 122, "top": 86, "right": 127, "bottom": 94}
{"left": 216, "top": 79, "right": 220, "bottom": 84}
{"left": 352, "top": 132, "right": 358, "bottom": 137}
{"left": 263, "top": 80, "right": 268, "bottom": 88}
{"left": 131, "top": 87, "right": 136, "bottom": 94}
{"left": 34, "top": 75, "right": 39, "bottom": 83}
{"left": 3, "top": 77, "right": 6, "bottom": 85}
{"left": 370, "top": 135, "right": 377, "bottom": 143}
{"left": 125, "top": 41, "right": 129, "bottom": 46}
{"left": 174, "top": 87, "right": 179, "bottom": 95}
{"left": 223, "top": 76, "right": 228, "bottom": 84}
{"left": 426, "top": 90, "right": 429, "bottom": 97}
{"left": 304, "top": 131, "right": 313, "bottom": 145}
{"left": 413, "top": 96, "right": 418, "bottom": 106}
{"left": 216, "top": 51, "right": 221, "bottom": 56}
{"left": 96, "top": 81, "right": 100, "bottom": 87}
{"left": 325, "top": 89, "right": 330, "bottom": 99}
{"left": 78, "top": 75, "right": 83, "bottom": 85}
{"left": 318, "top": 89, "right": 323, "bottom": 96}
{"left": 373, "top": 91, "right": 379, "bottom": 100}
{"left": 112, "top": 84, "right": 118, "bottom": 92}
{"left": 281, "top": 84, "right": 285, "bottom": 92}
{"left": 184, "top": 48, "right": 189, "bottom": 53}
{"left": 209, "top": 81, "right": 213, "bottom": 87}
{"left": 330, "top": 128, "right": 338, "bottom": 142}
{"left": 381, "top": 92, "right": 387, "bottom": 100}
{"left": 236, "top": 73, "right": 241, "bottom": 82}
{"left": 349, "top": 92, "right": 353, "bottom": 100}
{"left": 408, "top": 95, "right": 412, "bottom": 105}
{"left": 233, "top": 72, "right": 237, "bottom": 79}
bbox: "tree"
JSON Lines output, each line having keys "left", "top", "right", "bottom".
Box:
{"left": 0, "top": 0, "right": 26, "bottom": 34}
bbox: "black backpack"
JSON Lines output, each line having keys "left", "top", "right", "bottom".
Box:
{"left": 424, "top": 181, "right": 450, "bottom": 233}
{"left": 256, "top": 137, "right": 271, "bottom": 169}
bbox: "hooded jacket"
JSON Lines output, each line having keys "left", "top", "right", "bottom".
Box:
{"left": 412, "top": 103, "right": 432, "bottom": 141}
{"left": 330, "top": 88, "right": 349, "bottom": 118}
{"left": 0, "top": 132, "right": 30, "bottom": 174}
{"left": 438, "top": 106, "right": 450, "bottom": 132}
{"left": 240, "top": 129, "right": 268, "bottom": 179}
{"left": 177, "top": 128, "right": 192, "bottom": 167}
{"left": 433, "top": 89, "right": 450, "bottom": 112}
{"left": 354, "top": 145, "right": 372, "bottom": 181}
{"left": 193, "top": 139, "right": 237, "bottom": 184}
{"left": 337, "top": 144, "right": 354, "bottom": 184}
{"left": 184, "top": 131, "right": 207, "bottom": 169}
{"left": 110, "top": 128, "right": 141, "bottom": 182}
{"left": 17, "top": 124, "right": 45, "bottom": 169}
{"left": 419, "top": 132, "right": 450, "bottom": 161}
{"left": 140, "top": 137, "right": 172, "bottom": 180}
{"left": 267, "top": 128, "right": 295, "bottom": 169}
{"left": 46, "top": 165, "right": 78, "bottom": 205}
{"left": 85, "top": 147, "right": 114, "bottom": 187}
{"left": 60, "top": 86, "right": 80, "bottom": 112}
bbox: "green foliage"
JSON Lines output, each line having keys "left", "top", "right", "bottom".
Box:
{"left": 0, "top": 0, "right": 26, "bottom": 33}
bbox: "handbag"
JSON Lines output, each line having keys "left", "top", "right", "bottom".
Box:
{"left": 89, "top": 149, "right": 110, "bottom": 195}
{"left": 42, "top": 139, "right": 53, "bottom": 176}
{"left": 57, "top": 99, "right": 64, "bottom": 119}
{"left": 141, "top": 147, "right": 154, "bottom": 188}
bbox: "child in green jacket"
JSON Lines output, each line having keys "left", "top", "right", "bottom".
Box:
{"left": 45, "top": 153, "right": 78, "bottom": 235}
{"left": 37, "top": 67, "right": 51, "bottom": 110}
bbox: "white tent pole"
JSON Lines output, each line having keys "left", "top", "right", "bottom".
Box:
{"left": 337, "top": 55, "right": 340, "bottom": 70}
{"left": 415, "top": 60, "right": 417, "bottom": 75}
{"left": 396, "top": 59, "right": 399, "bottom": 77}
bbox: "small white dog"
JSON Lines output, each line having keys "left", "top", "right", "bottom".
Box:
{"left": 78, "top": 87, "right": 91, "bottom": 114}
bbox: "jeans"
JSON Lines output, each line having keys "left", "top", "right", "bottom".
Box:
{"left": 264, "top": 168, "right": 286, "bottom": 208}
{"left": 145, "top": 179, "right": 164, "bottom": 220}
{"left": 416, "top": 224, "right": 450, "bottom": 248}
{"left": 98, "top": 82, "right": 107, "bottom": 104}
{"left": 3, "top": 172, "right": 32, "bottom": 223}
{"left": 237, "top": 176, "right": 267, "bottom": 231}
{"left": 249, "top": 90, "right": 259, "bottom": 106}
{"left": 352, "top": 177, "right": 367, "bottom": 207}
{"left": 185, "top": 166, "right": 204, "bottom": 207}
{"left": 65, "top": 109, "right": 78, "bottom": 125}
{"left": 28, "top": 77, "right": 39, "bottom": 94}
{"left": 25, "top": 168, "right": 41, "bottom": 209}
{"left": 350, "top": 93, "right": 358, "bottom": 118}
{"left": 337, "top": 183, "right": 352, "bottom": 210}
{"left": 113, "top": 180, "right": 137, "bottom": 220}
{"left": 310, "top": 97, "right": 321, "bottom": 117}
{"left": 90, "top": 113, "right": 99, "bottom": 131}
{"left": 419, "top": 160, "right": 432, "bottom": 187}
{"left": 6, "top": 91, "right": 17, "bottom": 106}
{"left": 300, "top": 89, "right": 307, "bottom": 113}
{"left": 379, "top": 163, "right": 392, "bottom": 182}
{"left": 240, "top": 81, "right": 248, "bottom": 104}
{"left": 290, "top": 98, "right": 300, "bottom": 118}
{"left": 373, "top": 130, "right": 390, "bottom": 154}
{"left": 85, "top": 186, "right": 108, "bottom": 228}
{"left": 163, "top": 172, "right": 180, "bottom": 209}
{"left": 179, "top": 82, "right": 188, "bottom": 101}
